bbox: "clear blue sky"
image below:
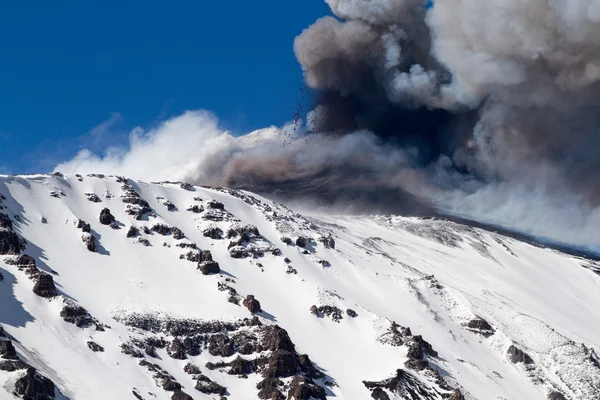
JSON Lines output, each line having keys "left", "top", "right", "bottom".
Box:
{"left": 0, "top": 1, "right": 330, "bottom": 173}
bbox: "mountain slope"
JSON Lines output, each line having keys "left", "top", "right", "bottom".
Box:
{"left": 0, "top": 174, "right": 598, "bottom": 400}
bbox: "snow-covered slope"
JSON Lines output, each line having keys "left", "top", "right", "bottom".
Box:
{"left": 0, "top": 174, "right": 598, "bottom": 400}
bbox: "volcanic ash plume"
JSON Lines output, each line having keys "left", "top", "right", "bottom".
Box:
{"left": 58, "top": 0, "right": 600, "bottom": 251}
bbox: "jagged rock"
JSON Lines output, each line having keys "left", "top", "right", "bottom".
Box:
{"left": 281, "top": 236, "right": 293, "bottom": 246}
{"left": 183, "top": 363, "right": 201, "bottom": 375}
{"left": 76, "top": 219, "right": 91, "bottom": 233}
{"left": 109, "top": 222, "right": 120, "bottom": 230}
{"left": 317, "top": 305, "right": 343, "bottom": 322}
{"left": 507, "top": 345, "right": 534, "bottom": 364}
{"left": 172, "top": 227, "right": 185, "bottom": 240}
{"left": 228, "top": 247, "right": 250, "bottom": 259}
{"left": 60, "top": 305, "right": 94, "bottom": 328}
{"left": 346, "top": 309, "right": 358, "bottom": 318}
{"left": 198, "top": 251, "right": 220, "bottom": 274}
{"left": 287, "top": 376, "right": 327, "bottom": 400}
{"left": 207, "top": 200, "right": 225, "bottom": 210}
{"left": 295, "top": 237, "right": 310, "bottom": 248}
{"left": 243, "top": 295, "right": 262, "bottom": 314}
{"left": 229, "top": 356, "right": 254, "bottom": 375}
{"left": 208, "top": 334, "right": 235, "bottom": 357}
{"left": 127, "top": 226, "right": 139, "bottom": 238}
{"left": 364, "top": 369, "right": 445, "bottom": 400}
{"left": 85, "top": 193, "right": 102, "bottom": 203}
{"left": 0, "top": 339, "right": 18, "bottom": 359}
{"left": 187, "top": 205, "right": 204, "bottom": 214}
{"left": 87, "top": 341, "right": 104, "bottom": 352}
{"left": 195, "top": 379, "right": 226, "bottom": 396}
{"left": 0, "top": 359, "right": 28, "bottom": 372}
{"left": 406, "top": 335, "right": 438, "bottom": 359}
{"left": 257, "top": 377, "right": 284, "bottom": 399}
{"left": 262, "top": 325, "right": 296, "bottom": 353}
{"left": 547, "top": 391, "right": 566, "bottom": 400}
{"left": 13, "top": 367, "right": 55, "bottom": 400}
{"left": 99, "top": 208, "right": 115, "bottom": 225}
{"left": 203, "top": 226, "right": 222, "bottom": 239}
{"left": 0, "top": 230, "right": 21, "bottom": 255}
{"left": 465, "top": 317, "right": 495, "bottom": 337}
{"left": 162, "top": 380, "right": 182, "bottom": 391}
{"left": 318, "top": 235, "right": 335, "bottom": 249}
{"left": 81, "top": 233, "right": 96, "bottom": 252}
{"left": 298, "top": 354, "right": 323, "bottom": 379}
{"left": 121, "top": 343, "right": 144, "bottom": 358}
{"left": 263, "top": 349, "right": 297, "bottom": 378}
{"left": 138, "top": 237, "right": 151, "bottom": 246}
{"left": 171, "top": 390, "right": 193, "bottom": 400}
{"left": 0, "top": 213, "right": 13, "bottom": 230}
{"left": 404, "top": 359, "right": 429, "bottom": 371}
{"left": 151, "top": 224, "right": 172, "bottom": 235}
{"left": 167, "top": 338, "right": 186, "bottom": 360}
{"left": 33, "top": 273, "right": 58, "bottom": 298}
{"left": 40, "top": 217, "right": 48, "bottom": 224}
{"left": 180, "top": 183, "right": 193, "bottom": 191}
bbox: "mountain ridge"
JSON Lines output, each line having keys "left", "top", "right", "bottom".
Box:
{"left": 0, "top": 173, "right": 598, "bottom": 400}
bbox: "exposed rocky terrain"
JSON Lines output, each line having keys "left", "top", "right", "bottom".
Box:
{"left": 0, "top": 174, "right": 598, "bottom": 399}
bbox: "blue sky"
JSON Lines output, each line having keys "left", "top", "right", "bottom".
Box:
{"left": 0, "top": 1, "right": 329, "bottom": 173}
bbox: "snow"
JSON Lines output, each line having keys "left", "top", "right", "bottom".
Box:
{"left": 0, "top": 174, "right": 598, "bottom": 400}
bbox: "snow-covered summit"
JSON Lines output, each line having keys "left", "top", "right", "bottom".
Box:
{"left": 0, "top": 174, "right": 598, "bottom": 400}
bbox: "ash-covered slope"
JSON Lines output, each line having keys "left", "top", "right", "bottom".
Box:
{"left": 0, "top": 174, "right": 598, "bottom": 400}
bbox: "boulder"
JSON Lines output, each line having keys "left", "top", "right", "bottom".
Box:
{"left": 167, "top": 338, "right": 186, "bottom": 360}
{"left": 257, "top": 377, "right": 284, "bottom": 400}
{"left": 195, "top": 379, "right": 226, "bottom": 396}
{"left": 261, "top": 325, "right": 296, "bottom": 353}
{"left": 87, "top": 341, "right": 104, "bottom": 352}
{"left": 13, "top": 368, "right": 55, "bottom": 400}
{"left": 171, "top": 390, "right": 194, "bottom": 400}
{"left": 0, "top": 230, "right": 21, "bottom": 255}
{"left": 99, "top": 208, "right": 115, "bottom": 225}
{"left": 229, "top": 356, "right": 253, "bottom": 375}
{"left": 346, "top": 309, "right": 358, "bottom": 318}
{"left": 295, "top": 237, "right": 310, "bottom": 248}
{"left": 507, "top": 345, "right": 534, "bottom": 364}
{"left": 243, "top": 295, "right": 262, "bottom": 314}
{"left": 33, "top": 273, "right": 58, "bottom": 298}
{"left": 287, "top": 376, "right": 327, "bottom": 400}
{"left": 547, "top": 392, "right": 566, "bottom": 400}
{"left": 81, "top": 233, "right": 96, "bottom": 252}
{"left": 126, "top": 226, "right": 139, "bottom": 238}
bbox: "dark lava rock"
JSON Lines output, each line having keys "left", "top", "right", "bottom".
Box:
{"left": 208, "top": 334, "right": 235, "bottom": 357}
{"left": 243, "top": 295, "right": 262, "bottom": 314}
{"left": 547, "top": 391, "right": 566, "bottom": 400}
{"left": 99, "top": 208, "right": 115, "bottom": 225}
{"left": 507, "top": 345, "right": 534, "bottom": 364}
{"left": 195, "top": 379, "right": 226, "bottom": 396}
{"left": 171, "top": 390, "right": 194, "bottom": 400}
{"left": 207, "top": 200, "right": 225, "bottom": 210}
{"left": 298, "top": 354, "right": 323, "bottom": 379}
{"left": 229, "top": 356, "right": 254, "bottom": 375}
{"left": 281, "top": 236, "right": 293, "bottom": 246}
{"left": 404, "top": 359, "right": 429, "bottom": 371}
{"left": 172, "top": 227, "right": 185, "bottom": 240}
{"left": 183, "top": 363, "right": 201, "bottom": 375}
{"left": 0, "top": 213, "right": 13, "bottom": 230}
{"left": 199, "top": 261, "right": 221, "bottom": 275}
{"left": 0, "top": 359, "right": 28, "bottom": 372}
{"left": 33, "top": 273, "right": 58, "bottom": 298}
{"left": 60, "top": 304, "right": 94, "bottom": 328}
{"left": 162, "top": 380, "right": 182, "bottom": 391}
{"left": 0, "top": 230, "right": 21, "bottom": 255}
{"left": 81, "top": 233, "right": 96, "bottom": 252}
{"left": 87, "top": 341, "right": 104, "bottom": 352}
{"left": 406, "top": 335, "right": 438, "bottom": 359}
{"left": 167, "top": 338, "right": 186, "bottom": 360}
{"left": 13, "top": 367, "right": 55, "bottom": 400}
{"left": 318, "top": 235, "right": 335, "bottom": 249}
{"left": 346, "top": 309, "right": 358, "bottom": 318}
{"left": 287, "top": 376, "right": 327, "bottom": 400}
{"left": 262, "top": 325, "right": 296, "bottom": 353}
{"left": 76, "top": 219, "right": 90, "bottom": 232}
{"left": 263, "top": 349, "right": 297, "bottom": 378}
{"left": 127, "top": 226, "right": 139, "bottom": 238}
{"left": 295, "top": 237, "right": 310, "bottom": 248}
{"left": 466, "top": 317, "right": 495, "bottom": 337}
{"left": 0, "top": 339, "right": 18, "bottom": 360}
{"left": 257, "top": 377, "right": 284, "bottom": 400}
{"left": 203, "top": 226, "right": 222, "bottom": 239}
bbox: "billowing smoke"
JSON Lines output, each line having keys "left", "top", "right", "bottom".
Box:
{"left": 57, "top": 0, "right": 600, "bottom": 252}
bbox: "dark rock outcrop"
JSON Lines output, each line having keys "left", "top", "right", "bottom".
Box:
{"left": 507, "top": 345, "right": 534, "bottom": 364}
{"left": 257, "top": 377, "right": 284, "bottom": 399}
{"left": 81, "top": 233, "right": 96, "bottom": 252}
{"left": 171, "top": 390, "right": 194, "bottom": 400}
{"left": 99, "top": 208, "right": 115, "bottom": 225}
{"left": 243, "top": 295, "right": 262, "bottom": 314}
{"left": 198, "top": 250, "right": 221, "bottom": 275}
{"left": 207, "top": 200, "right": 225, "bottom": 210}
{"left": 76, "top": 219, "right": 90, "bottom": 232}
{"left": 229, "top": 356, "right": 254, "bottom": 375}
{"left": 195, "top": 378, "right": 226, "bottom": 396}
{"left": 13, "top": 367, "right": 56, "bottom": 400}
{"left": 87, "top": 341, "right": 104, "bottom": 352}
{"left": 287, "top": 376, "right": 327, "bottom": 400}
{"left": 33, "top": 273, "right": 58, "bottom": 298}
{"left": 0, "top": 230, "right": 21, "bottom": 255}
{"left": 261, "top": 325, "right": 296, "bottom": 353}
{"left": 0, "top": 339, "right": 18, "bottom": 360}
{"left": 203, "top": 226, "right": 222, "bottom": 239}
{"left": 167, "top": 338, "right": 186, "bottom": 360}
{"left": 346, "top": 309, "right": 358, "bottom": 318}
{"left": 547, "top": 391, "right": 566, "bottom": 400}
{"left": 465, "top": 317, "right": 495, "bottom": 337}
{"left": 263, "top": 349, "right": 297, "bottom": 378}
{"left": 318, "top": 235, "right": 335, "bottom": 249}
{"left": 295, "top": 237, "right": 310, "bottom": 248}
{"left": 127, "top": 226, "right": 139, "bottom": 238}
